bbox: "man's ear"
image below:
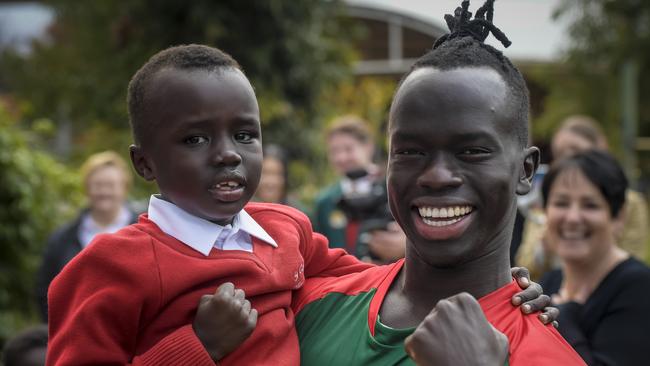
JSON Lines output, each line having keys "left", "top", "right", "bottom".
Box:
{"left": 516, "top": 146, "right": 540, "bottom": 195}
{"left": 129, "top": 144, "right": 155, "bottom": 181}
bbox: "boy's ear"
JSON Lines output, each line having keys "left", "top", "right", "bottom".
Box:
{"left": 129, "top": 144, "right": 155, "bottom": 181}
{"left": 516, "top": 146, "right": 540, "bottom": 195}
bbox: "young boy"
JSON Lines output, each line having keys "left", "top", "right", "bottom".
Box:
{"left": 46, "top": 44, "right": 373, "bottom": 366}
{"left": 293, "top": 1, "right": 586, "bottom": 365}
{"left": 47, "top": 44, "right": 552, "bottom": 365}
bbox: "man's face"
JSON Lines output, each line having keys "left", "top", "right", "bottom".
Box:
{"left": 132, "top": 68, "right": 262, "bottom": 225}
{"left": 387, "top": 67, "right": 537, "bottom": 267}
{"left": 326, "top": 132, "right": 373, "bottom": 176}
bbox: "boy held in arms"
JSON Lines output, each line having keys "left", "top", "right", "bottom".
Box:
{"left": 46, "top": 45, "right": 371, "bottom": 365}
{"left": 47, "top": 44, "right": 552, "bottom": 365}
{"left": 293, "top": 1, "right": 585, "bottom": 365}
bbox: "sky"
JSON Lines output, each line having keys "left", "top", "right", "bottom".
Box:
{"left": 348, "top": 0, "right": 572, "bottom": 62}
{"left": 0, "top": 1, "right": 571, "bottom": 61}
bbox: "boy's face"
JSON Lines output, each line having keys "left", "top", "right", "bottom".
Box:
{"left": 387, "top": 67, "right": 538, "bottom": 267}
{"left": 132, "top": 68, "right": 262, "bottom": 225}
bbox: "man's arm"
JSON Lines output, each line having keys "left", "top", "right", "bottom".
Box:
{"left": 405, "top": 293, "right": 509, "bottom": 366}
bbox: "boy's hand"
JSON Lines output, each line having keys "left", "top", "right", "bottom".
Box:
{"left": 193, "top": 282, "right": 257, "bottom": 361}
{"left": 511, "top": 267, "right": 559, "bottom": 327}
{"left": 404, "top": 292, "right": 509, "bottom": 366}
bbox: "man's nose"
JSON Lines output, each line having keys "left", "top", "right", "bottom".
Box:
{"left": 416, "top": 155, "right": 463, "bottom": 191}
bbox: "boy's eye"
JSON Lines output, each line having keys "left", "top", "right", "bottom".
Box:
{"left": 235, "top": 132, "right": 254, "bottom": 142}
{"left": 184, "top": 136, "right": 208, "bottom": 145}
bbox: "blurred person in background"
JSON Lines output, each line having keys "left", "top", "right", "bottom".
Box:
{"left": 311, "top": 115, "right": 405, "bottom": 263}
{"left": 254, "top": 144, "right": 305, "bottom": 211}
{"left": 35, "top": 151, "right": 138, "bottom": 321}
{"left": 1, "top": 324, "right": 47, "bottom": 366}
{"left": 540, "top": 150, "right": 650, "bottom": 365}
{"left": 516, "top": 115, "right": 649, "bottom": 279}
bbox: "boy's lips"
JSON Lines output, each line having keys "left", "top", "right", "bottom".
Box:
{"left": 208, "top": 176, "right": 246, "bottom": 203}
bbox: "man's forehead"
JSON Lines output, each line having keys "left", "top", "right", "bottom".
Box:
{"left": 396, "top": 67, "right": 507, "bottom": 102}
{"left": 390, "top": 67, "right": 511, "bottom": 129}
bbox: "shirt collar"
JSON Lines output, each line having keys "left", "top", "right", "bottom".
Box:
{"left": 147, "top": 195, "right": 277, "bottom": 256}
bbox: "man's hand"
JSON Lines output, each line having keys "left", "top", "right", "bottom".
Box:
{"left": 404, "top": 292, "right": 509, "bottom": 366}
{"left": 367, "top": 221, "right": 406, "bottom": 262}
{"left": 193, "top": 282, "right": 257, "bottom": 361}
{"left": 511, "top": 267, "right": 559, "bottom": 327}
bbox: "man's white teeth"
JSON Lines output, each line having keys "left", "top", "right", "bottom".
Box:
{"left": 423, "top": 217, "right": 462, "bottom": 227}
{"left": 418, "top": 205, "right": 473, "bottom": 219}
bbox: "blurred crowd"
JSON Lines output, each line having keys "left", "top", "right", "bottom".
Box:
{"left": 5, "top": 112, "right": 650, "bottom": 365}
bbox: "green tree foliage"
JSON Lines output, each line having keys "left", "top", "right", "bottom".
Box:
{"left": 1, "top": 0, "right": 355, "bottom": 182}
{"left": 533, "top": 0, "right": 650, "bottom": 148}
{"left": 0, "top": 107, "right": 82, "bottom": 345}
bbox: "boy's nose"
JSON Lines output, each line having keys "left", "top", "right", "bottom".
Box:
{"left": 211, "top": 142, "right": 242, "bottom": 167}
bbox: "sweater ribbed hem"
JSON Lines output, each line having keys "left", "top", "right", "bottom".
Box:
{"left": 139, "top": 324, "right": 215, "bottom": 366}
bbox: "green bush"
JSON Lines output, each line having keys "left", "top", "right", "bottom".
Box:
{"left": 0, "top": 107, "right": 82, "bottom": 347}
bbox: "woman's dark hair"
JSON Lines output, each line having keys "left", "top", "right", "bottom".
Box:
{"left": 541, "top": 150, "right": 628, "bottom": 218}
{"left": 262, "top": 144, "right": 289, "bottom": 200}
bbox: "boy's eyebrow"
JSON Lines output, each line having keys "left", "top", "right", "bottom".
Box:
{"left": 177, "top": 115, "right": 261, "bottom": 128}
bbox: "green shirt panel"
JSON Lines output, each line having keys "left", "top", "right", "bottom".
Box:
{"left": 297, "top": 289, "right": 414, "bottom": 365}
{"left": 297, "top": 289, "right": 510, "bottom": 366}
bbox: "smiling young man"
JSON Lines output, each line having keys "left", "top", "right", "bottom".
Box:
{"left": 293, "top": 1, "right": 585, "bottom": 365}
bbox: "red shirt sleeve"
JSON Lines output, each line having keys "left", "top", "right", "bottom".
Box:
{"left": 46, "top": 231, "right": 215, "bottom": 366}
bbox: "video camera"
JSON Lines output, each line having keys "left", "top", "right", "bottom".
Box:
{"left": 336, "top": 168, "right": 395, "bottom": 259}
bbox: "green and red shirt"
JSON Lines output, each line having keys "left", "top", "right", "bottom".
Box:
{"left": 293, "top": 260, "right": 586, "bottom": 365}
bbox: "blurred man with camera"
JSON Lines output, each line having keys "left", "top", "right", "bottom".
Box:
{"left": 312, "top": 115, "right": 405, "bottom": 263}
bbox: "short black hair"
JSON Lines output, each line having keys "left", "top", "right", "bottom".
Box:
{"left": 541, "top": 150, "right": 628, "bottom": 218}
{"left": 1, "top": 324, "right": 48, "bottom": 366}
{"left": 127, "top": 44, "right": 240, "bottom": 144}
{"left": 401, "top": 0, "right": 529, "bottom": 146}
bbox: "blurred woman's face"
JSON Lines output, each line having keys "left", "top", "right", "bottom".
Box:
{"left": 326, "top": 133, "right": 373, "bottom": 176}
{"left": 86, "top": 165, "right": 128, "bottom": 215}
{"left": 257, "top": 156, "right": 285, "bottom": 203}
{"left": 545, "top": 168, "right": 619, "bottom": 263}
{"left": 551, "top": 130, "right": 594, "bottom": 161}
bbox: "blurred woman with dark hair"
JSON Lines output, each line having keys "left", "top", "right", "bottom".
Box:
{"left": 255, "top": 144, "right": 304, "bottom": 210}
{"left": 540, "top": 150, "right": 650, "bottom": 365}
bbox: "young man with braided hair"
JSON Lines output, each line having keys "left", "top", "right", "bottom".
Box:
{"left": 292, "top": 1, "right": 586, "bottom": 364}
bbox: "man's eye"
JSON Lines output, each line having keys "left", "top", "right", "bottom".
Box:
{"left": 184, "top": 136, "right": 208, "bottom": 145}
{"left": 459, "top": 147, "right": 490, "bottom": 155}
{"left": 395, "top": 149, "right": 422, "bottom": 156}
{"left": 235, "top": 132, "right": 253, "bottom": 142}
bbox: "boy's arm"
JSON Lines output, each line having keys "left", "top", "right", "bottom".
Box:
{"left": 297, "top": 213, "right": 374, "bottom": 278}
{"left": 47, "top": 235, "right": 215, "bottom": 366}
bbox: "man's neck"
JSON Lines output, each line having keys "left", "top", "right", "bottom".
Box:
{"left": 380, "top": 243, "right": 511, "bottom": 328}
{"left": 403, "top": 245, "right": 511, "bottom": 302}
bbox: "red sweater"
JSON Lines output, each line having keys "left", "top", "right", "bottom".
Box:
{"left": 47, "top": 203, "right": 372, "bottom": 366}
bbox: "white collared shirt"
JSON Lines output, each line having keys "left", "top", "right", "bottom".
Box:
{"left": 78, "top": 206, "right": 133, "bottom": 248}
{"left": 147, "top": 195, "right": 277, "bottom": 256}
